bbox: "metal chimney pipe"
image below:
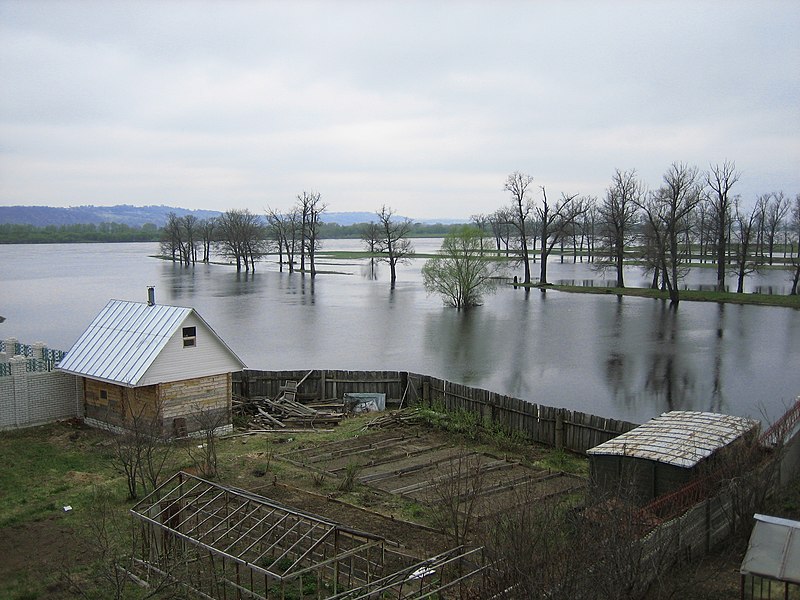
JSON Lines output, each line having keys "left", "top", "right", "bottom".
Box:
{"left": 147, "top": 286, "right": 155, "bottom": 306}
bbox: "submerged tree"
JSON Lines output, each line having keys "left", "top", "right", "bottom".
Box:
{"left": 199, "top": 217, "right": 215, "bottom": 263}
{"left": 761, "top": 191, "right": 790, "bottom": 265}
{"left": 635, "top": 163, "right": 702, "bottom": 304}
{"left": 730, "top": 199, "right": 762, "bottom": 293}
{"left": 266, "top": 207, "right": 300, "bottom": 273}
{"left": 789, "top": 194, "right": 800, "bottom": 295}
{"left": 598, "top": 169, "right": 645, "bottom": 287}
{"left": 706, "top": 160, "right": 740, "bottom": 291}
{"left": 503, "top": 172, "right": 536, "bottom": 284}
{"left": 216, "top": 209, "right": 266, "bottom": 271}
{"left": 537, "top": 187, "right": 587, "bottom": 285}
{"left": 296, "top": 190, "right": 326, "bottom": 277}
{"left": 422, "top": 226, "right": 502, "bottom": 308}
{"left": 488, "top": 208, "right": 514, "bottom": 255}
{"left": 373, "top": 205, "right": 414, "bottom": 287}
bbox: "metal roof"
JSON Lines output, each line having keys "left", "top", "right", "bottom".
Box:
{"left": 58, "top": 299, "right": 194, "bottom": 386}
{"left": 741, "top": 514, "right": 800, "bottom": 585}
{"left": 586, "top": 410, "right": 759, "bottom": 468}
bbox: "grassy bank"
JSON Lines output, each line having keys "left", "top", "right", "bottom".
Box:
{"left": 528, "top": 283, "right": 800, "bottom": 308}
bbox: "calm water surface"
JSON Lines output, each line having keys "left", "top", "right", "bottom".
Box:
{"left": 2, "top": 241, "right": 798, "bottom": 425}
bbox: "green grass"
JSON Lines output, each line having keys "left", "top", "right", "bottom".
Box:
{"left": 535, "top": 448, "right": 589, "bottom": 476}
{"left": 0, "top": 412, "right": 591, "bottom": 598}
{"left": 0, "top": 425, "right": 119, "bottom": 527}
{"left": 528, "top": 283, "right": 800, "bottom": 308}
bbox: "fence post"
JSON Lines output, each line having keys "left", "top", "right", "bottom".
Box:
{"left": 5, "top": 337, "right": 19, "bottom": 357}
{"left": 555, "top": 410, "right": 565, "bottom": 450}
{"left": 10, "top": 356, "right": 29, "bottom": 427}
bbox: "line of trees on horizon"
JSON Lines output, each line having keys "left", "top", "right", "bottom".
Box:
{"left": 4, "top": 161, "right": 799, "bottom": 298}
{"left": 480, "top": 162, "right": 800, "bottom": 301}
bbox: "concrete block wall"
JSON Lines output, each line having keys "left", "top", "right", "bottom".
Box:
{"left": 0, "top": 339, "right": 82, "bottom": 430}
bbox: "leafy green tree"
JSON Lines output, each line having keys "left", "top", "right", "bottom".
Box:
{"left": 422, "top": 226, "right": 503, "bottom": 308}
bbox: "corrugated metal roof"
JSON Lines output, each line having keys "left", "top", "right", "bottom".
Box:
{"left": 741, "top": 514, "right": 800, "bottom": 585}
{"left": 58, "top": 300, "right": 192, "bottom": 386}
{"left": 586, "top": 411, "right": 759, "bottom": 468}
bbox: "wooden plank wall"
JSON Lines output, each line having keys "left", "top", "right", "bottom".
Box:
{"left": 234, "top": 369, "right": 407, "bottom": 404}
{"left": 235, "top": 369, "right": 637, "bottom": 455}
{"left": 417, "top": 374, "right": 638, "bottom": 455}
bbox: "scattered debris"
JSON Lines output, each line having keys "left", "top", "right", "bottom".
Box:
{"left": 233, "top": 378, "right": 344, "bottom": 430}
{"left": 363, "top": 411, "right": 423, "bottom": 430}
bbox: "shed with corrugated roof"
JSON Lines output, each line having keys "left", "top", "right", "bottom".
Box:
{"left": 586, "top": 411, "right": 759, "bottom": 503}
{"left": 58, "top": 293, "right": 246, "bottom": 436}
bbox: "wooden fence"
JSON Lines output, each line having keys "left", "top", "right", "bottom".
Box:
{"left": 234, "top": 369, "right": 638, "bottom": 455}
{"left": 234, "top": 369, "right": 409, "bottom": 404}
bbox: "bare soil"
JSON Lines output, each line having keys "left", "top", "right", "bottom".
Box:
{"left": 0, "top": 516, "right": 92, "bottom": 599}
{"left": 2, "top": 420, "right": 797, "bottom": 599}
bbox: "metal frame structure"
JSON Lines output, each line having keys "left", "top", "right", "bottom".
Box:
{"left": 129, "top": 471, "right": 483, "bottom": 599}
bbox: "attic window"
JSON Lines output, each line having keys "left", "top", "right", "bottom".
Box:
{"left": 182, "top": 326, "right": 197, "bottom": 348}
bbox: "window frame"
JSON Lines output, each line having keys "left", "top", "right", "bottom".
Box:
{"left": 182, "top": 326, "right": 197, "bottom": 348}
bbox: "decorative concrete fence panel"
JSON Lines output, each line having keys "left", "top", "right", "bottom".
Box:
{"left": 0, "top": 339, "right": 82, "bottom": 430}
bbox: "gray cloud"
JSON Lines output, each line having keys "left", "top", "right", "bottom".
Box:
{"left": 1, "top": 0, "right": 798, "bottom": 218}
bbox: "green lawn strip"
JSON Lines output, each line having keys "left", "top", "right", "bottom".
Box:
{"left": 0, "top": 426, "right": 120, "bottom": 528}
{"left": 525, "top": 283, "right": 800, "bottom": 308}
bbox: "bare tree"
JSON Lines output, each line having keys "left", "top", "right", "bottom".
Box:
{"left": 762, "top": 191, "right": 790, "bottom": 265}
{"left": 488, "top": 207, "right": 514, "bottom": 256}
{"left": 216, "top": 209, "right": 266, "bottom": 271}
{"left": 504, "top": 172, "right": 536, "bottom": 284}
{"left": 361, "top": 221, "right": 382, "bottom": 280}
{"left": 635, "top": 163, "right": 702, "bottom": 304}
{"left": 62, "top": 487, "right": 181, "bottom": 600}
{"left": 297, "top": 191, "right": 326, "bottom": 277}
{"left": 374, "top": 205, "right": 414, "bottom": 287}
{"left": 730, "top": 199, "right": 762, "bottom": 293}
{"left": 470, "top": 213, "right": 490, "bottom": 251}
{"left": 110, "top": 400, "right": 174, "bottom": 500}
{"left": 361, "top": 221, "right": 381, "bottom": 252}
{"left": 160, "top": 212, "right": 184, "bottom": 263}
{"left": 537, "top": 187, "right": 587, "bottom": 285}
{"left": 789, "top": 194, "right": 800, "bottom": 295}
{"left": 186, "top": 406, "right": 228, "bottom": 479}
{"left": 481, "top": 484, "right": 678, "bottom": 600}
{"left": 598, "top": 169, "right": 645, "bottom": 287}
{"left": 577, "top": 198, "right": 598, "bottom": 263}
{"left": 199, "top": 217, "right": 215, "bottom": 263}
{"left": 706, "top": 161, "right": 740, "bottom": 291}
{"left": 426, "top": 449, "right": 487, "bottom": 547}
{"left": 266, "top": 207, "right": 301, "bottom": 273}
{"left": 181, "top": 214, "right": 198, "bottom": 266}
{"left": 695, "top": 197, "right": 714, "bottom": 265}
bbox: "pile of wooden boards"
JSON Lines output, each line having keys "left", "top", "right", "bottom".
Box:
{"left": 362, "top": 410, "right": 422, "bottom": 430}
{"left": 232, "top": 379, "right": 344, "bottom": 429}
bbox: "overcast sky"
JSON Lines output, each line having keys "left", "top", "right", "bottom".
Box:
{"left": 1, "top": 1, "right": 798, "bottom": 220}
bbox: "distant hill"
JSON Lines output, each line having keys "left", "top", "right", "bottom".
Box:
{"left": 324, "top": 211, "right": 466, "bottom": 225}
{"left": 0, "top": 205, "right": 221, "bottom": 228}
{"left": 0, "top": 205, "right": 467, "bottom": 228}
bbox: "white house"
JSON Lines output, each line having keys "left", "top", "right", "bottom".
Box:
{"left": 58, "top": 292, "right": 246, "bottom": 436}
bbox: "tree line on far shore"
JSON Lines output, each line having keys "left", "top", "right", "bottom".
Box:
{"left": 4, "top": 161, "right": 799, "bottom": 303}
{"left": 157, "top": 162, "right": 800, "bottom": 304}
{"left": 0, "top": 215, "right": 455, "bottom": 245}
